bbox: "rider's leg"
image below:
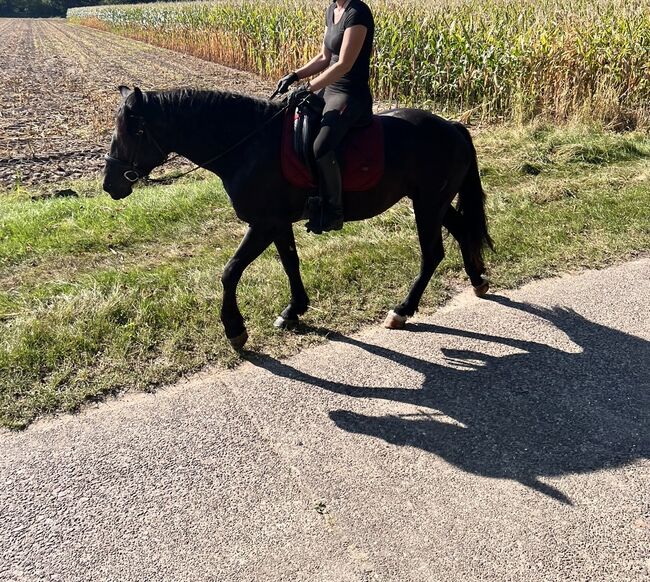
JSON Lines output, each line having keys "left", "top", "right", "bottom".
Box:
{"left": 310, "top": 149, "right": 343, "bottom": 234}
{"left": 309, "top": 92, "right": 370, "bottom": 234}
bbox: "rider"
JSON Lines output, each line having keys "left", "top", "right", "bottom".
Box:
{"left": 276, "top": 0, "right": 375, "bottom": 234}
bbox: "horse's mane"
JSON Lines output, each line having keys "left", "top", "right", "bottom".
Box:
{"left": 144, "top": 88, "right": 283, "bottom": 119}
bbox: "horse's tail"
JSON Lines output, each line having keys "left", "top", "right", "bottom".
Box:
{"left": 455, "top": 123, "right": 494, "bottom": 267}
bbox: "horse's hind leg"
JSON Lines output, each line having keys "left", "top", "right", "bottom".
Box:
{"left": 442, "top": 206, "right": 489, "bottom": 296}
{"left": 273, "top": 225, "right": 310, "bottom": 329}
{"left": 385, "top": 201, "right": 446, "bottom": 329}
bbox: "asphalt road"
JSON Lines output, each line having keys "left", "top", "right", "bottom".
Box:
{"left": 1, "top": 259, "right": 649, "bottom": 581}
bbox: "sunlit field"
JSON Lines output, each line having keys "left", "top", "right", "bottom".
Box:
{"left": 69, "top": 0, "right": 650, "bottom": 127}
{"left": 1, "top": 3, "right": 648, "bottom": 427}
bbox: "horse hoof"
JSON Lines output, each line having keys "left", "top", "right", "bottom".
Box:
{"left": 274, "top": 316, "right": 299, "bottom": 330}
{"left": 384, "top": 310, "right": 407, "bottom": 329}
{"left": 473, "top": 279, "right": 490, "bottom": 297}
{"left": 228, "top": 330, "right": 249, "bottom": 350}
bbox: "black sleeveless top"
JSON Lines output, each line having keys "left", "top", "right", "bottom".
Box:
{"left": 324, "top": 0, "right": 374, "bottom": 99}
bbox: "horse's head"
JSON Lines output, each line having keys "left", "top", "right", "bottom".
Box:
{"left": 103, "top": 86, "right": 168, "bottom": 199}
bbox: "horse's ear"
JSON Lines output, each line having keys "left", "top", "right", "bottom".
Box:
{"left": 130, "top": 87, "right": 144, "bottom": 111}
{"left": 119, "top": 85, "right": 132, "bottom": 99}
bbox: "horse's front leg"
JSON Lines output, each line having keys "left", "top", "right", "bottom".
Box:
{"left": 273, "top": 224, "right": 310, "bottom": 329}
{"left": 221, "top": 224, "right": 274, "bottom": 349}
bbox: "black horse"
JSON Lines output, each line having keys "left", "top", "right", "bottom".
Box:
{"left": 103, "top": 86, "right": 493, "bottom": 349}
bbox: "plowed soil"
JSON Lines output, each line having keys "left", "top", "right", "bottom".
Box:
{"left": 0, "top": 19, "right": 273, "bottom": 189}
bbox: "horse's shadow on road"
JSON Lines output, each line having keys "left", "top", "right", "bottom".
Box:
{"left": 247, "top": 296, "right": 649, "bottom": 504}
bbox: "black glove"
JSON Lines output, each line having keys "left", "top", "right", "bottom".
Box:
{"left": 286, "top": 84, "right": 312, "bottom": 108}
{"left": 276, "top": 72, "right": 299, "bottom": 95}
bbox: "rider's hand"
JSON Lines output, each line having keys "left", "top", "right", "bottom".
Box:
{"left": 276, "top": 72, "right": 299, "bottom": 95}
{"left": 287, "top": 84, "right": 312, "bottom": 107}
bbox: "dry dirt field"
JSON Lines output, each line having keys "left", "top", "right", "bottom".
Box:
{"left": 0, "top": 18, "right": 273, "bottom": 189}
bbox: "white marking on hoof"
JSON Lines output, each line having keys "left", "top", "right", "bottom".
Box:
{"left": 473, "top": 278, "right": 490, "bottom": 297}
{"left": 229, "top": 330, "right": 249, "bottom": 350}
{"left": 384, "top": 310, "right": 407, "bottom": 329}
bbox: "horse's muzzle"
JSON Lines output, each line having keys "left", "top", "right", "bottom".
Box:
{"left": 102, "top": 177, "right": 132, "bottom": 199}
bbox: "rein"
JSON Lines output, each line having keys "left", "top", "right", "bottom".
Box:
{"left": 106, "top": 100, "right": 291, "bottom": 186}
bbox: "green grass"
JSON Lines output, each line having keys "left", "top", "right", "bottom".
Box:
{"left": 1, "top": 124, "right": 649, "bottom": 429}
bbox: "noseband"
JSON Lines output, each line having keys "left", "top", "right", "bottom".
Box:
{"left": 104, "top": 115, "right": 166, "bottom": 183}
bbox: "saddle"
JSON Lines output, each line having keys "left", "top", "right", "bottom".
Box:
{"left": 281, "top": 94, "right": 384, "bottom": 192}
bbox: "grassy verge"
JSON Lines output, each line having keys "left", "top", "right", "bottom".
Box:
{"left": 1, "top": 123, "right": 649, "bottom": 429}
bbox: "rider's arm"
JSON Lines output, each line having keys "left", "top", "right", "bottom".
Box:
{"left": 307, "top": 25, "right": 367, "bottom": 92}
{"left": 294, "top": 30, "right": 332, "bottom": 80}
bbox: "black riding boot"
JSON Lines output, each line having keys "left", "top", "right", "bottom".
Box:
{"left": 307, "top": 151, "right": 344, "bottom": 234}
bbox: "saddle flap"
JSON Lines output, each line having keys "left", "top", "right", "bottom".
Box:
{"left": 281, "top": 105, "right": 384, "bottom": 192}
{"left": 292, "top": 94, "right": 324, "bottom": 170}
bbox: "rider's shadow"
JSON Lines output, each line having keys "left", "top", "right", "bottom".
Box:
{"left": 249, "top": 297, "right": 649, "bottom": 505}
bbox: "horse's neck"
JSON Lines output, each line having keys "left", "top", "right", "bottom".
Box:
{"left": 161, "top": 92, "right": 277, "bottom": 177}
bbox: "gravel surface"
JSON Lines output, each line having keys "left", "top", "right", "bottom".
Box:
{"left": 1, "top": 259, "right": 648, "bottom": 581}
{"left": 0, "top": 19, "right": 273, "bottom": 189}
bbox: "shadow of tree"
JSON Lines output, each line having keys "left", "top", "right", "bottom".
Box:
{"left": 247, "top": 296, "right": 649, "bottom": 504}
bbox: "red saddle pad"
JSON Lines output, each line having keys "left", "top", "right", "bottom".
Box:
{"left": 281, "top": 110, "right": 384, "bottom": 191}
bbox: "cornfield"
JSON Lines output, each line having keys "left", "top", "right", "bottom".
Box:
{"left": 68, "top": 0, "right": 650, "bottom": 127}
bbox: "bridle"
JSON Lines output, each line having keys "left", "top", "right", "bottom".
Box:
{"left": 104, "top": 114, "right": 170, "bottom": 183}
{"left": 104, "top": 97, "right": 293, "bottom": 186}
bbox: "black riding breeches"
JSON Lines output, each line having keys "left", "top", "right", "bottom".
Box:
{"left": 313, "top": 90, "right": 373, "bottom": 161}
